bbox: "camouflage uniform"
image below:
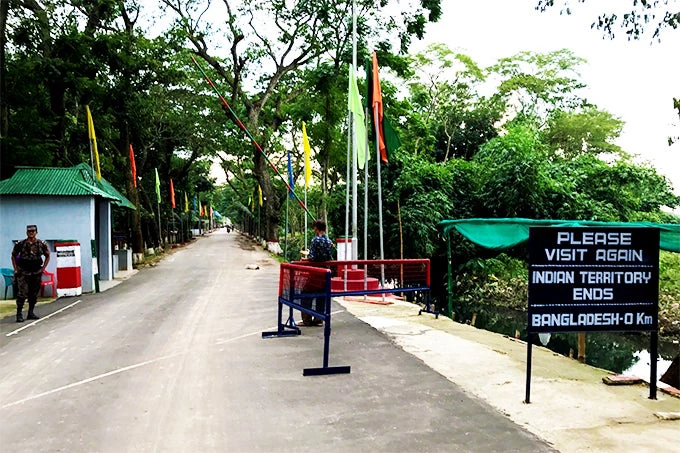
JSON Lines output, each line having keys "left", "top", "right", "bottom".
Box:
{"left": 12, "top": 238, "right": 50, "bottom": 321}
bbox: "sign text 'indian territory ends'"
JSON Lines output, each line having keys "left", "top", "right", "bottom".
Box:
{"left": 546, "top": 231, "right": 643, "bottom": 262}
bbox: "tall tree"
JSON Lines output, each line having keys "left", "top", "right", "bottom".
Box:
{"left": 159, "top": 0, "right": 442, "bottom": 241}
{"left": 0, "top": 0, "right": 10, "bottom": 141}
{"left": 543, "top": 107, "right": 626, "bottom": 159}
{"left": 490, "top": 49, "right": 587, "bottom": 126}
{"left": 406, "top": 43, "right": 501, "bottom": 161}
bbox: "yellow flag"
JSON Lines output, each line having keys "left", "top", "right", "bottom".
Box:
{"left": 258, "top": 184, "right": 263, "bottom": 206}
{"left": 302, "top": 121, "right": 311, "bottom": 188}
{"left": 85, "top": 105, "right": 101, "bottom": 180}
{"left": 184, "top": 192, "right": 189, "bottom": 213}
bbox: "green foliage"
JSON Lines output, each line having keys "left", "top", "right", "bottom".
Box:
{"left": 543, "top": 107, "right": 626, "bottom": 158}
{"left": 659, "top": 251, "right": 680, "bottom": 336}
{"left": 659, "top": 251, "right": 680, "bottom": 295}
{"left": 453, "top": 254, "right": 529, "bottom": 315}
{"left": 547, "top": 155, "right": 680, "bottom": 221}
{"left": 405, "top": 44, "right": 499, "bottom": 161}
{"left": 473, "top": 124, "right": 552, "bottom": 218}
{"left": 490, "top": 49, "right": 587, "bottom": 123}
{"left": 389, "top": 154, "right": 478, "bottom": 257}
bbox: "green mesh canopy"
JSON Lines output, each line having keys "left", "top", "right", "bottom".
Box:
{"left": 438, "top": 218, "right": 680, "bottom": 253}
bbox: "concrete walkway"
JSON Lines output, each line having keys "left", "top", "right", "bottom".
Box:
{"left": 99, "top": 268, "right": 138, "bottom": 292}
{"left": 337, "top": 298, "right": 680, "bottom": 453}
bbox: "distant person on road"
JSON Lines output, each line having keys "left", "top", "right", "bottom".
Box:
{"left": 11, "top": 224, "right": 51, "bottom": 322}
{"left": 299, "top": 219, "right": 333, "bottom": 326}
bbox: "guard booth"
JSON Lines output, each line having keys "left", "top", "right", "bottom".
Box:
{"left": 55, "top": 241, "right": 82, "bottom": 297}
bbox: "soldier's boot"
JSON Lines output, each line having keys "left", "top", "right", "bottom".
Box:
{"left": 16, "top": 300, "right": 24, "bottom": 323}
{"left": 27, "top": 301, "right": 40, "bottom": 320}
{"left": 300, "top": 311, "right": 313, "bottom": 326}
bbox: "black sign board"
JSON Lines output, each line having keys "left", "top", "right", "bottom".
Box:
{"left": 528, "top": 227, "right": 659, "bottom": 333}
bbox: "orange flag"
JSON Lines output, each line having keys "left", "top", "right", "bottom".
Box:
{"left": 372, "top": 52, "right": 387, "bottom": 163}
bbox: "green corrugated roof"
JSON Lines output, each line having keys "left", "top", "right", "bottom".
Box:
{"left": 0, "top": 163, "right": 135, "bottom": 210}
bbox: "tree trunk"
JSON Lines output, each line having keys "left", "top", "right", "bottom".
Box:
{"left": 253, "top": 149, "right": 281, "bottom": 241}
{"left": 0, "top": 0, "right": 9, "bottom": 142}
{"left": 48, "top": 79, "right": 67, "bottom": 163}
{"left": 122, "top": 121, "right": 143, "bottom": 254}
{"left": 126, "top": 177, "right": 144, "bottom": 253}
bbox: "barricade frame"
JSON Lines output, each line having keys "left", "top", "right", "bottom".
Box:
{"left": 262, "top": 263, "right": 351, "bottom": 376}
{"left": 291, "top": 258, "right": 437, "bottom": 317}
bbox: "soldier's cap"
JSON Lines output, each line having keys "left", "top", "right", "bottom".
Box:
{"left": 26, "top": 225, "right": 37, "bottom": 231}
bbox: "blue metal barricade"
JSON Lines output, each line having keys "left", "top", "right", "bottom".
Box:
{"left": 262, "top": 263, "right": 351, "bottom": 376}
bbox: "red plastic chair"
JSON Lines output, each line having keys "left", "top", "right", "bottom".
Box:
{"left": 41, "top": 270, "right": 56, "bottom": 298}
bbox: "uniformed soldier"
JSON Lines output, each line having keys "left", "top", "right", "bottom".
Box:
{"left": 11, "top": 225, "right": 51, "bottom": 322}
{"left": 299, "top": 219, "right": 333, "bottom": 326}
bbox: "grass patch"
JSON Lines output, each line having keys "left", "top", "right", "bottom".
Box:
{"left": 0, "top": 296, "right": 57, "bottom": 320}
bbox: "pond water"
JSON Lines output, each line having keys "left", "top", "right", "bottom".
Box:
{"left": 451, "top": 303, "right": 679, "bottom": 380}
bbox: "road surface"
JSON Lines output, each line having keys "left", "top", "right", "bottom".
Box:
{"left": 0, "top": 230, "right": 553, "bottom": 452}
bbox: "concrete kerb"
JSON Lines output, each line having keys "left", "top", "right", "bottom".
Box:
{"left": 336, "top": 297, "right": 680, "bottom": 453}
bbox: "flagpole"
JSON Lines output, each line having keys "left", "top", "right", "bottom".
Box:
{"left": 363, "top": 106, "right": 370, "bottom": 298}
{"left": 344, "top": 114, "right": 351, "bottom": 291}
{"left": 351, "top": 0, "right": 358, "bottom": 263}
{"left": 257, "top": 203, "right": 261, "bottom": 241}
{"left": 87, "top": 134, "right": 95, "bottom": 182}
{"left": 157, "top": 201, "right": 162, "bottom": 247}
{"left": 285, "top": 195, "right": 289, "bottom": 260}
{"left": 304, "top": 187, "right": 308, "bottom": 250}
{"left": 374, "top": 103, "right": 386, "bottom": 299}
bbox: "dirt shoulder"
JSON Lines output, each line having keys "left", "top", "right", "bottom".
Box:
{"left": 337, "top": 298, "right": 680, "bottom": 453}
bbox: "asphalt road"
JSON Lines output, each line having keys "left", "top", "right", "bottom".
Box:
{"left": 0, "top": 230, "right": 554, "bottom": 452}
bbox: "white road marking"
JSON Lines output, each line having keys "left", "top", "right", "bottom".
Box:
{"left": 1, "top": 352, "right": 183, "bottom": 409}
{"left": 214, "top": 329, "right": 267, "bottom": 345}
{"left": 1, "top": 309, "right": 347, "bottom": 408}
{"left": 6, "top": 300, "right": 82, "bottom": 337}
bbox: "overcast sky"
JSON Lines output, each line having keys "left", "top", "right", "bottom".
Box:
{"left": 410, "top": 0, "right": 680, "bottom": 194}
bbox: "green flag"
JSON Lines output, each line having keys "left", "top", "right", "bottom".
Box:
{"left": 348, "top": 64, "right": 368, "bottom": 169}
{"left": 382, "top": 115, "right": 401, "bottom": 156}
{"left": 154, "top": 168, "right": 161, "bottom": 203}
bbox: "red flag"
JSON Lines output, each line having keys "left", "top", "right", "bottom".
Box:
{"left": 372, "top": 52, "right": 387, "bottom": 163}
{"left": 129, "top": 144, "right": 137, "bottom": 187}
{"left": 170, "top": 179, "right": 176, "bottom": 208}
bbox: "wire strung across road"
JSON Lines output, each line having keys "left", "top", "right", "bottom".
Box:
{"left": 191, "top": 56, "right": 316, "bottom": 222}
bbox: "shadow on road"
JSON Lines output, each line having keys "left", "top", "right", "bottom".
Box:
{"left": 236, "top": 234, "right": 257, "bottom": 251}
